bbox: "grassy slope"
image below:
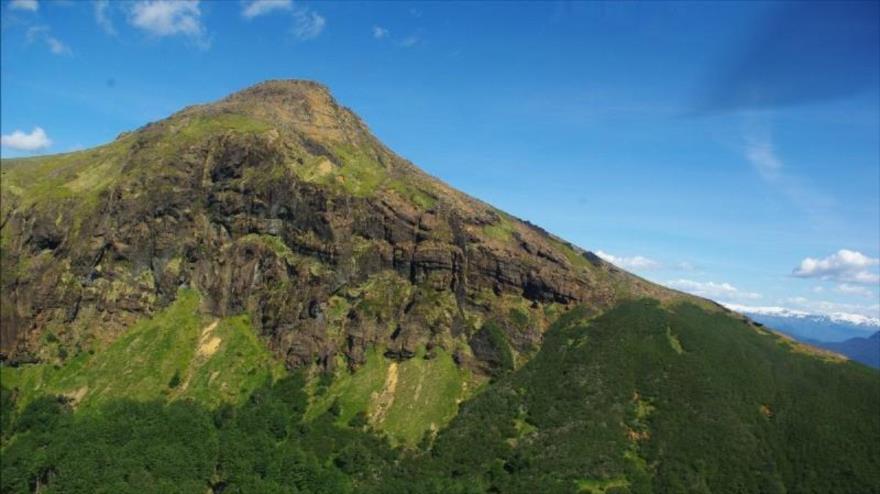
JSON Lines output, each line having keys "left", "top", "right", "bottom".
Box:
{"left": 1, "top": 282, "right": 476, "bottom": 447}
{"left": 1, "top": 289, "right": 283, "bottom": 410}
{"left": 307, "top": 346, "right": 479, "bottom": 446}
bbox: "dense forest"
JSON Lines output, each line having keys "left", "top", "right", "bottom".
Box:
{"left": 3, "top": 301, "right": 878, "bottom": 494}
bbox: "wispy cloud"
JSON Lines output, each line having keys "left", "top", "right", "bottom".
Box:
{"left": 595, "top": 250, "right": 661, "bottom": 270}
{"left": 741, "top": 117, "right": 835, "bottom": 223}
{"left": 744, "top": 132, "right": 782, "bottom": 180}
{"left": 292, "top": 8, "right": 325, "bottom": 40}
{"left": 26, "top": 25, "right": 71, "bottom": 55}
{"left": 793, "top": 249, "right": 880, "bottom": 284}
{"left": 242, "top": 0, "right": 291, "bottom": 20}
{"left": 129, "top": 0, "right": 209, "bottom": 48}
{"left": 1, "top": 127, "right": 52, "bottom": 151}
{"left": 400, "top": 35, "right": 419, "bottom": 48}
{"left": 94, "top": 0, "right": 116, "bottom": 35}
{"left": 836, "top": 283, "right": 875, "bottom": 298}
{"left": 665, "top": 279, "right": 762, "bottom": 301}
{"left": 372, "top": 25, "right": 389, "bottom": 39}
{"left": 10, "top": 0, "right": 38, "bottom": 12}
{"left": 596, "top": 250, "right": 695, "bottom": 272}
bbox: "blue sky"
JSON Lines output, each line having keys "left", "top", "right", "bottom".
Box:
{"left": 2, "top": 0, "right": 878, "bottom": 321}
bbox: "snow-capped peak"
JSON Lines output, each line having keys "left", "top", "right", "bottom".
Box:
{"left": 722, "top": 303, "right": 880, "bottom": 328}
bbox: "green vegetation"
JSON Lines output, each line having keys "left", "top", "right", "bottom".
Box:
{"left": 577, "top": 478, "right": 631, "bottom": 494}
{"left": 480, "top": 321, "right": 516, "bottom": 372}
{"left": 0, "top": 289, "right": 282, "bottom": 410}
{"left": 387, "top": 179, "right": 438, "bottom": 209}
{"left": 176, "top": 113, "right": 271, "bottom": 142}
{"left": 141, "top": 113, "right": 273, "bottom": 164}
{"left": 1, "top": 376, "right": 359, "bottom": 494}
{"left": 380, "top": 347, "right": 468, "bottom": 446}
{"left": 307, "top": 346, "right": 471, "bottom": 446}
{"left": 482, "top": 213, "right": 517, "bottom": 242}
{"left": 306, "top": 347, "right": 390, "bottom": 425}
{"left": 0, "top": 139, "right": 132, "bottom": 240}
{"left": 390, "top": 300, "right": 880, "bottom": 493}
{"left": 665, "top": 326, "right": 684, "bottom": 354}
{"left": 294, "top": 145, "right": 388, "bottom": 198}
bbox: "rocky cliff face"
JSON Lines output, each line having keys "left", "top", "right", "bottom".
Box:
{"left": 0, "top": 80, "right": 684, "bottom": 373}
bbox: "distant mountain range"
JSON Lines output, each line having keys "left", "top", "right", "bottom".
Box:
{"left": 805, "top": 332, "right": 880, "bottom": 369}
{"left": 726, "top": 304, "right": 880, "bottom": 368}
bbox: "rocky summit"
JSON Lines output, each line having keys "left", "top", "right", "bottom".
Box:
{"left": 1, "top": 81, "right": 878, "bottom": 494}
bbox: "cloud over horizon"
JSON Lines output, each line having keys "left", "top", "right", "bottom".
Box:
{"left": 793, "top": 249, "right": 880, "bottom": 284}
{"left": 596, "top": 250, "right": 661, "bottom": 270}
{"left": 1, "top": 127, "right": 52, "bottom": 151}
{"left": 665, "top": 279, "right": 761, "bottom": 301}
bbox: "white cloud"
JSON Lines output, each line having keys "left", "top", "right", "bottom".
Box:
{"left": 10, "top": 0, "right": 38, "bottom": 11}
{"left": 292, "top": 9, "right": 325, "bottom": 40}
{"left": 94, "top": 0, "right": 116, "bottom": 35}
{"left": 792, "top": 249, "right": 880, "bottom": 284}
{"left": 595, "top": 250, "right": 661, "bottom": 270}
{"left": 25, "top": 26, "right": 71, "bottom": 55}
{"left": 372, "top": 25, "right": 389, "bottom": 39}
{"left": 129, "top": 0, "right": 208, "bottom": 47}
{"left": 665, "top": 279, "right": 762, "bottom": 301}
{"left": 242, "top": 0, "right": 291, "bottom": 19}
{"left": 1, "top": 127, "right": 52, "bottom": 151}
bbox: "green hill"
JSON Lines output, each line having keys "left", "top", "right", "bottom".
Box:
{"left": 1, "top": 81, "right": 878, "bottom": 493}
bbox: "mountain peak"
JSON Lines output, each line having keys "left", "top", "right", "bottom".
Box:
{"left": 1, "top": 79, "right": 690, "bottom": 372}
{"left": 222, "top": 79, "right": 334, "bottom": 107}
{"left": 160, "top": 79, "right": 367, "bottom": 146}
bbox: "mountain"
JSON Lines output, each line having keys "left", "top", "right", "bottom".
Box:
{"left": 726, "top": 304, "right": 880, "bottom": 367}
{"left": 807, "top": 332, "right": 880, "bottom": 369}
{"left": 725, "top": 304, "right": 880, "bottom": 342}
{"left": 2, "top": 81, "right": 879, "bottom": 493}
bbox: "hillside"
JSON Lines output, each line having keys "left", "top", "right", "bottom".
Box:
{"left": 1, "top": 80, "right": 878, "bottom": 493}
